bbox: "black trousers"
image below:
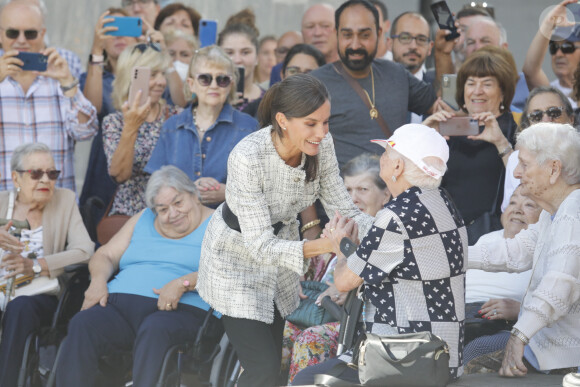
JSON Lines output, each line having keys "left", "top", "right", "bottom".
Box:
{"left": 292, "top": 357, "right": 359, "bottom": 386}
{"left": 222, "top": 307, "right": 285, "bottom": 387}
{"left": 0, "top": 294, "right": 58, "bottom": 387}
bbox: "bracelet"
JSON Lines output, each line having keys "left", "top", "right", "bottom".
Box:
{"left": 510, "top": 328, "right": 530, "bottom": 345}
{"left": 60, "top": 77, "right": 79, "bottom": 93}
{"left": 498, "top": 144, "right": 513, "bottom": 158}
{"left": 300, "top": 219, "right": 321, "bottom": 234}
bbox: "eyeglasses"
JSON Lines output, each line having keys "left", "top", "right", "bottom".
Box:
{"left": 195, "top": 73, "right": 233, "bottom": 88}
{"left": 1, "top": 28, "right": 39, "bottom": 40}
{"left": 122, "top": 0, "right": 155, "bottom": 7}
{"left": 391, "top": 33, "right": 430, "bottom": 46}
{"left": 549, "top": 41, "right": 580, "bottom": 55}
{"left": 284, "top": 66, "right": 313, "bottom": 76}
{"left": 16, "top": 169, "right": 61, "bottom": 180}
{"left": 132, "top": 42, "right": 161, "bottom": 54}
{"left": 527, "top": 106, "right": 565, "bottom": 123}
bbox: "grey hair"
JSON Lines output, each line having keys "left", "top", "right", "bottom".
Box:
{"left": 10, "top": 142, "right": 51, "bottom": 171}
{"left": 519, "top": 86, "right": 575, "bottom": 130}
{"left": 386, "top": 147, "right": 446, "bottom": 189}
{"left": 187, "top": 45, "right": 237, "bottom": 103}
{"left": 516, "top": 123, "right": 580, "bottom": 185}
{"left": 497, "top": 21, "right": 507, "bottom": 46}
{"left": 341, "top": 153, "right": 387, "bottom": 190}
{"left": 145, "top": 166, "right": 199, "bottom": 213}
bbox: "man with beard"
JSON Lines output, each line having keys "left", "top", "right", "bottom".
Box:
{"left": 311, "top": 0, "right": 437, "bottom": 168}
{"left": 391, "top": 12, "right": 435, "bottom": 123}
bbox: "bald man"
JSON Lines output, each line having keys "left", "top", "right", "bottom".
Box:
{"left": 0, "top": 1, "right": 97, "bottom": 192}
{"left": 301, "top": 3, "right": 338, "bottom": 63}
{"left": 269, "top": 31, "right": 304, "bottom": 86}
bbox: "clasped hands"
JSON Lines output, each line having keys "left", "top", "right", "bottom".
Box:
{"left": 322, "top": 211, "right": 359, "bottom": 257}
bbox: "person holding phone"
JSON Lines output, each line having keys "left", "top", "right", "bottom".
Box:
{"left": 102, "top": 43, "right": 180, "bottom": 218}
{"left": 422, "top": 46, "right": 518, "bottom": 244}
{"left": 145, "top": 45, "right": 258, "bottom": 207}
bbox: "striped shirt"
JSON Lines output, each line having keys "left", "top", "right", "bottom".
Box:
{"left": 0, "top": 75, "right": 98, "bottom": 191}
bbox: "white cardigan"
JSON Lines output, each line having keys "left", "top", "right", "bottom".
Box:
{"left": 197, "top": 127, "right": 373, "bottom": 323}
{"left": 468, "top": 189, "right": 580, "bottom": 370}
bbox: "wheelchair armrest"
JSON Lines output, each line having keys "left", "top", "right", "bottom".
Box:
{"left": 63, "top": 263, "right": 89, "bottom": 275}
{"left": 321, "top": 295, "right": 344, "bottom": 321}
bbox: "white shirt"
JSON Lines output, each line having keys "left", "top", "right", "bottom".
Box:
{"left": 550, "top": 78, "right": 577, "bottom": 108}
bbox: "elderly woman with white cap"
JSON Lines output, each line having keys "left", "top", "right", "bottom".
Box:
{"left": 293, "top": 124, "right": 468, "bottom": 385}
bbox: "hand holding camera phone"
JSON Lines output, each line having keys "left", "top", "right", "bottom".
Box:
{"left": 439, "top": 116, "right": 481, "bottom": 137}
{"left": 104, "top": 16, "right": 143, "bottom": 37}
{"left": 431, "top": 1, "right": 460, "bottom": 41}
{"left": 15, "top": 52, "right": 48, "bottom": 72}
{"left": 128, "top": 67, "right": 150, "bottom": 106}
{"left": 199, "top": 19, "right": 218, "bottom": 48}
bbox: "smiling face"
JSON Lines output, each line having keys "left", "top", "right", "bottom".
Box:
{"left": 147, "top": 69, "right": 167, "bottom": 104}
{"left": 159, "top": 9, "right": 194, "bottom": 35}
{"left": 501, "top": 186, "right": 542, "bottom": 239}
{"left": 220, "top": 33, "right": 257, "bottom": 83}
{"left": 276, "top": 100, "right": 330, "bottom": 158}
{"left": 187, "top": 60, "right": 232, "bottom": 108}
{"left": 337, "top": 4, "right": 380, "bottom": 74}
{"left": 153, "top": 186, "right": 200, "bottom": 238}
{"left": 11, "top": 152, "right": 56, "bottom": 209}
{"left": 463, "top": 75, "right": 503, "bottom": 115}
{"left": 344, "top": 172, "right": 390, "bottom": 217}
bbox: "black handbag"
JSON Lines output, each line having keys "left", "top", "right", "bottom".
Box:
{"left": 286, "top": 281, "right": 338, "bottom": 329}
{"left": 466, "top": 170, "right": 504, "bottom": 245}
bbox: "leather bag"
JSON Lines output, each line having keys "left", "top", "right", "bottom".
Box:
{"left": 354, "top": 331, "right": 450, "bottom": 386}
{"left": 96, "top": 192, "right": 129, "bottom": 246}
{"left": 286, "top": 281, "right": 338, "bottom": 329}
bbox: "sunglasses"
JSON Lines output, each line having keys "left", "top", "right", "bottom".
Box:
{"left": 132, "top": 42, "right": 161, "bottom": 54}
{"left": 195, "top": 73, "right": 233, "bottom": 88}
{"left": 2, "top": 28, "right": 39, "bottom": 40}
{"left": 16, "top": 169, "right": 61, "bottom": 180}
{"left": 549, "top": 41, "right": 580, "bottom": 55}
{"left": 527, "top": 106, "right": 565, "bottom": 123}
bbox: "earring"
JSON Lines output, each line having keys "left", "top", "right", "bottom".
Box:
{"left": 391, "top": 176, "right": 397, "bottom": 183}
{"left": 500, "top": 103, "right": 505, "bottom": 111}
{"left": 282, "top": 126, "right": 287, "bottom": 131}
{"left": 16, "top": 186, "right": 21, "bottom": 193}
{"left": 462, "top": 104, "right": 466, "bottom": 109}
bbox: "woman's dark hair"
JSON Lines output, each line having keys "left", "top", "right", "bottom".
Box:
{"left": 153, "top": 3, "right": 201, "bottom": 36}
{"left": 218, "top": 8, "right": 260, "bottom": 51}
{"left": 519, "top": 86, "right": 575, "bottom": 131}
{"left": 281, "top": 44, "right": 326, "bottom": 75}
{"left": 456, "top": 45, "right": 518, "bottom": 114}
{"left": 257, "top": 74, "right": 330, "bottom": 182}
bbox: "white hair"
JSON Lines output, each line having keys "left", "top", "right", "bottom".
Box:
{"left": 386, "top": 147, "right": 446, "bottom": 189}
{"left": 516, "top": 123, "right": 580, "bottom": 185}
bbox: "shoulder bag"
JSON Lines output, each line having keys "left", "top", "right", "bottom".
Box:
{"left": 96, "top": 189, "right": 129, "bottom": 246}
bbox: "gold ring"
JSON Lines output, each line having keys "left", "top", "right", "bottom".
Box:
{"left": 330, "top": 228, "right": 335, "bottom": 232}
{"left": 510, "top": 365, "right": 517, "bottom": 371}
{"left": 166, "top": 303, "right": 172, "bottom": 308}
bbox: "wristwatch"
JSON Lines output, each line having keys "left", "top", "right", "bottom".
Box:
{"left": 32, "top": 259, "right": 42, "bottom": 278}
{"left": 340, "top": 237, "right": 357, "bottom": 257}
{"left": 88, "top": 53, "right": 105, "bottom": 64}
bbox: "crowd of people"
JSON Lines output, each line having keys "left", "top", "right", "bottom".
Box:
{"left": 0, "top": 0, "right": 579, "bottom": 386}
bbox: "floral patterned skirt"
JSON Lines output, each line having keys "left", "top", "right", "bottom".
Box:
{"left": 281, "top": 320, "right": 340, "bottom": 383}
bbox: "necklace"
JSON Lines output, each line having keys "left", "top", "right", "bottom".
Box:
{"left": 362, "top": 66, "right": 378, "bottom": 120}
{"left": 193, "top": 107, "right": 207, "bottom": 133}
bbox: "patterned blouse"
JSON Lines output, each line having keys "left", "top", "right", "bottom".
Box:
{"left": 103, "top": 104, "right": 180, "bottom": 216}
{"left": 345, "top": 186, "right": 467, "bottom": 379}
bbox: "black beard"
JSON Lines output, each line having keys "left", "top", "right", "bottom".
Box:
{"left": 339, "top": 47, "right": 376, "bottom": 72}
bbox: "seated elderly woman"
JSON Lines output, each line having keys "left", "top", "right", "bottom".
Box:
{"left": 56, "top": 166, "right": 217, "bottom": 387}
{"left": 0, "top": 143, "right": 94, "bottom": 387}
{"left": 293, "top": 124, "right": 467, "bottom": 385}
{"left": 465, "top": 122, "right": 580, "bottom": 377}
{"left": 501, "top": 86, "right": 575, "bottom": 211}
{"left": 464, "top": 185, "right": 542, "bottom": 347}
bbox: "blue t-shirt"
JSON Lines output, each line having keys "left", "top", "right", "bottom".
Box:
{"left": 108, "top": 208, "right": 212, "bottom": 311}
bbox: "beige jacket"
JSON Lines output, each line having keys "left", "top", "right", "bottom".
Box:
{"left": 0, "top": 188, "right": 94, "bottom": 278}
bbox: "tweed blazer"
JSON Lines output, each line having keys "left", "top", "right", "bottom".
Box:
{"left": 198, "top": 127, "right": 373, "bottom": 323}
{"left": 0, "top": 188, "right": 94, "bottom": 279}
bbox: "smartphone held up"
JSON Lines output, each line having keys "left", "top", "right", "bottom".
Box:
{"left": 439, "top": 117, "right": 481, "bottom": 137}
{"left": 431, "top": 1, "right": 460, "bottom": 41}
{"left": 128, "top": 67, "right": 150, "bottom": 106}
{"left": 15, "top": 52, "right": 48, "bottom": 72}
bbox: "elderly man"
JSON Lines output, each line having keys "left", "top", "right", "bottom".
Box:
{"left": 523, "top": 3, "right": 580, "bottom": 108}
{"left": 0, "top": 1, "right": 97, "bottom": 191}
{"left": 311, "top": 0, "right": 436, "bottom": 168}
{"left": 302, "top": 3, "right": 338, "bottom": 64}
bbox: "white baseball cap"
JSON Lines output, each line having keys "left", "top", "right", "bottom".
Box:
{"left": 371, "top": 124, "right": 449, "bottom": 179}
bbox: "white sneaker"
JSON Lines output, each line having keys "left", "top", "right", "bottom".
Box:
{"left": 563, "top": 373, "right": 580, "bottom": 387}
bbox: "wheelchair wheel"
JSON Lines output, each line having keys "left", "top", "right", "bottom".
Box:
{"left": 207, "top": 334, "right": 240, "bottom": 387}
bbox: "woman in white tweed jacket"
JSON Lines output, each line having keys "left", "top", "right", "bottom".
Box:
{"left": 197, "top": 74, "right": 373, "bottom": 387}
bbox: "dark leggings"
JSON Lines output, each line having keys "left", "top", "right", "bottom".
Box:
{"left": 222, "top": 308, "right": 285, "bottom": 387}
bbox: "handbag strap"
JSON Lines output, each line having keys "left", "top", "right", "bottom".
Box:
{"left": 333, "top": 61, "right": 392, "bottom": 138}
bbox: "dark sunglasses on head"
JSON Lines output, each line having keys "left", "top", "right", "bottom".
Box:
{"left": 132, "top": 42, "right": 161, "bottom": 54}
{"left": 549, "top": 41, "right": 580, "bottom": 55}
{"left": 3, "top": 28, "right": 39, "bottom": 40}
{"left": 16, "top": 169, "right": 61, "bottom": 180}
{"left": 195, "top": 73, "right": 233, "bottom": 88}
{"left": 527, "top": 106, "right": 565, "bottom": 123}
